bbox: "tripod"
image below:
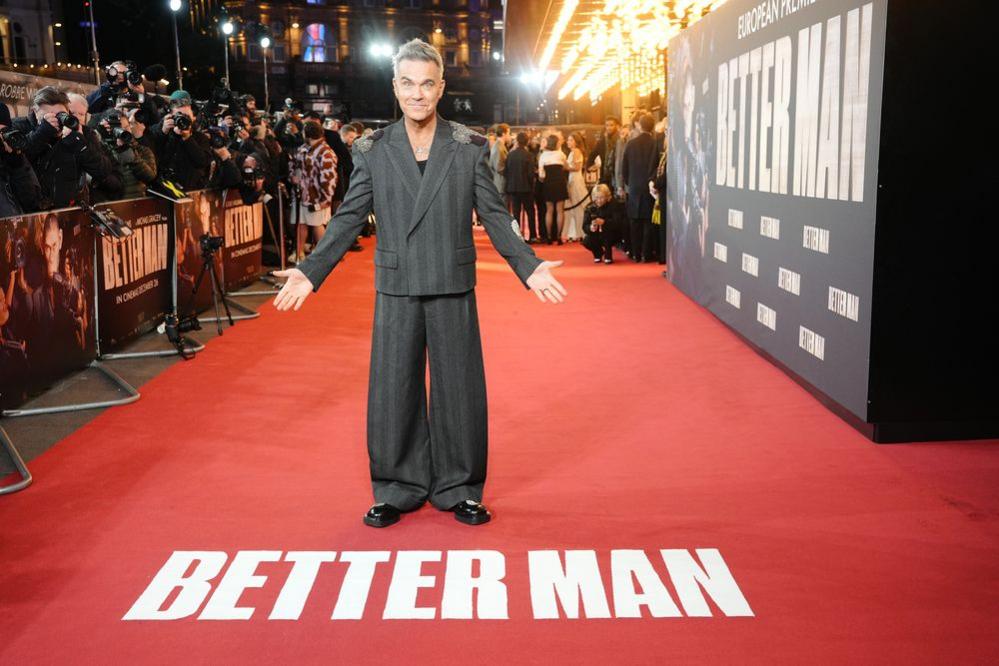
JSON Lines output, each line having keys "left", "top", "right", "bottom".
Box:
{"left": 185, "top": 241, "right": 233, "bottom": 336}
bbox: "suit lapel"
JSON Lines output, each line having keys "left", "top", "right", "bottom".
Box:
{"left": 407, "top": 117, "right": 457, "bottom": 238}
{"left": 386, "top": 120, "right": 421, "bottom": 201}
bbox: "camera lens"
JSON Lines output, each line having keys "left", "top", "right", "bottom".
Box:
{"left": 56, "top": 111, "right": 80, "bottom": 130}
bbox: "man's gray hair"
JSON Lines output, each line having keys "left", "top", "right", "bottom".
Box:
{"left": 592, "top": 183, "right": 612, "bottom": 199}
{"left": 393, "top": 39, "right": 444, "bottom": 79}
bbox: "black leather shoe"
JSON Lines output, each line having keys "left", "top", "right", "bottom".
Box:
{"left": 451, "top": 500, "right": 491, "bottom": 525}
{"left": 363, "top": 503, "right": 401, "bottom": 528}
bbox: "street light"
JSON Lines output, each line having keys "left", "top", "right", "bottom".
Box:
{"left": 169, "top": 0, "right": 184, "bottom": 90}
{"left": 85, "top": 0, "right": 100, "bottom": 85}
{"left": 221, "top": 19, "right": 234, "bottom": 89}
{"left": 259, "top": 35, "right": 272, "bottom": 112}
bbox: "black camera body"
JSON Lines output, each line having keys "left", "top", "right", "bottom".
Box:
{"left": 106, "top": 61, "right": 142, "bottom": 92}
{"left": 199, "top": 233, "right": 224, "bottom": 256}
{"left": 99, "top": 112, "right": 134, "bottom": 150}
{"left": 206, "top": 127, "right": 228, "bottom": 149}
{"left": 1, "top": 127, "right": 28, "bottom": 152}
{"left": 56, "top": 111, "right": 80, "bottom": 131}
{"left": 173, "top": 113, "right": 193, "bottom": 132}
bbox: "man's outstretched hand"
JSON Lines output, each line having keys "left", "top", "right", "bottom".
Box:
{"left": 527, "top": 260, "right": 567, "bottom": 304}
{"left": 272, "top": 268, "right": 315, "bottom": 311}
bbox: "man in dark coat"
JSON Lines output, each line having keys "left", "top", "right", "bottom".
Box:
{"left": 621, "top": 113, "right": 659, "bottom": 262}
{"left": 504, "top": 132, "right": 539, "bottom": 242}
{"left": 272, "top": 39, "right": 567, "bottom": 529}
{"left": 12, "top": 87, "right": 112, "bottom": 209}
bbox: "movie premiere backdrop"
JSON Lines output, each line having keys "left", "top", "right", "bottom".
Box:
{"left": 667, "top": 0, "right": 887, "bottom": 420}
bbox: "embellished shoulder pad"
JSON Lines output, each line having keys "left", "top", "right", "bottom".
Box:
{"left": 449, "top": 121, "right": 487, "bottom": 146}
{"left": 355, "top": 128, "right": 384, "bottom": 154}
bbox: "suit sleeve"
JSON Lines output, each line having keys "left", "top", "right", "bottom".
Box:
{"left": 472, "top": 142, "right": 542, "bottom": 289}
{"left": 296, "top": 146, "right": 373, "bottom": 292}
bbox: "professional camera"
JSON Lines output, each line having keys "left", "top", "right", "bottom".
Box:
{"left": 199, "top": 233, "right": 224, "bottom": 255}
{"left": 206, "top": 126, "right": 228, "bottom": 149}
{"left": 105, "top": 61, "right": 142, "bottom": 92}
{"left": 228, "top": 118, "right": 247, "bottom": 141}
{"left": 56, "top": 111, "right": 79, "bottom": 131}
{"left": 99, "top": 112, "right": 133, "bottom": 150}
{"left": 204, "top": 86, "right": 245, "bottom": 119}
{"left": 172, "top": 113, "right": 192, "bottom": 131}
{"left": 0, "top": 127, "right": 27, "bottom": 152}
{"left": 242, "top": 165, "right": 262, "bottom": 186}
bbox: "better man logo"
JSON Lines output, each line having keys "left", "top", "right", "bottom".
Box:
{"left": 124, "top": 549, "right": 753, "bottom": 621}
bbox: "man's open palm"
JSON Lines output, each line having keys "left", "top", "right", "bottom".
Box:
{"left": 527, "top": 260, "right": 567, "bottom": 304}
{"left": 272, "top": 268, "right": 314, "bottom": 311}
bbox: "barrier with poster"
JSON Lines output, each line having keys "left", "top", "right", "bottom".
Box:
{"left": 0, "top": 209, "right": 98, "bottom": 410}
{"left": 96, "top": 198, "right": 174, "bottom": 351}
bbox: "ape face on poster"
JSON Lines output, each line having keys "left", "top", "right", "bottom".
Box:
{"left": 667, "top": 0, "right": 887, "bottom": 419}
{"left": 0, "top": 212, "right": 96, "bottom": 409}
{"left": 97, "top": 198, "right": 173, "bottom": 350}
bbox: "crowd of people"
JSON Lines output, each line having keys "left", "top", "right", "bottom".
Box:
{"left": 0, "top": 60, "right": 377, "bottom": 268}
{"left": 1, "top": 59, "right": 668, "bottom": 275}
{"left": 484, "top": 110, "right": 668, "bottom": 268}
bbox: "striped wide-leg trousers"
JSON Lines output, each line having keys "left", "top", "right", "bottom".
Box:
{"left": 366, "top": 289, "right": 488, "bottom": 511}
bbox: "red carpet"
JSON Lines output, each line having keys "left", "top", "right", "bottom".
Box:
{"left": 1, "top": 230, "right": 997, "bottom": 664}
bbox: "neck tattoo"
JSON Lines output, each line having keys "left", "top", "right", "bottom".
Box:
{"left": 414, "top": 144, "right": 430, "bottom": 157}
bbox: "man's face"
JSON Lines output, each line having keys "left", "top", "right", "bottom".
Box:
{"left": 68, "top": 98, "right": 88, "bottom": 126}
{"left": 605, "top": 120, "right": 619, "bottom": 136}
{"left": 175, "top": 105, "right": 195, "bottom": 120}
{"left": 36, "top": 102, "right": 68, "bottom": 119}
{"left": 43, "top": 221, "right": 62, "bottom": 277}
{"left": 392, "top": 58, "right": 445, "bottom": 123}
{"left": 593, "top": 190, "right": 609, "bottom": 207}
{"left": 341, "top": 128, "right": 358, "bottom": 147}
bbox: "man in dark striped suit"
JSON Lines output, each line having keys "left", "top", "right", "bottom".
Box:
{"left": 274, "top": 39, "right": 567, "bottom": 528}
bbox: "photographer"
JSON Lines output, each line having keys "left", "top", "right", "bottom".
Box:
{"left": 0, "top": 103, "right": 42, "bottom": 216}
{"left": 12, "top": 87, "right": 113, "bottom": 209}
{"left": 88, "top": 61, "right": 144, "bottom": 115}
{"left": 99, "top": 109, "right": 156, "bottom": 199}
{"left": 205, "top": 132, "right": 241, "bottom": 191}
{"left": 235, "top": 153, "right": 266, "bottom": 205}
{"left": 68, "top": 93, "right": 122, "bottom": 203}
{"left": 148, "top": 90, "right": 212, "bottom": 190}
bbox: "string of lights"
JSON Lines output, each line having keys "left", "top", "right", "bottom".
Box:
{"left": 534, "top": 0, "right": 727, "bottom": 104}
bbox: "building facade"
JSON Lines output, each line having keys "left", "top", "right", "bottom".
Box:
{"left": 210, "top": 0, "right": 512, "bottom": 127}
{"left": 1, "top": 0, "right": 67, "bottom": 67}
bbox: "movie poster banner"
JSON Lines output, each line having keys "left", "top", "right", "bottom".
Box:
{"left": 96, "top": 198, "right": 173, "bottom": 351}
{"left": 667, "top": 0, "right": 887, "bottom": 419}
{"left": 0, "top": 70, "right": 96, "bottom": 119}
{"left": 221, "top": 190, "right": 263, "bottom": 293}
{"left": 174, "top": 190, "right": 225, "bottom": 317}
{"left": 0, "top": 210, "right": 97, "bottom": 409}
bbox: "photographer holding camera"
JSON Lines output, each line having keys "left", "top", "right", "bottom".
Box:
{"left": 98, "top": 109, "right": 156, "bottom": 200}
{"left": 205, "top": 129, "right": 241, "bottom": 191}
{"left": 0, "top": 103, "right": 42, "bottom": 217}
{"left": 88, "top": 61, "right": 146, "bottom": 115}
{"left": 68, "top": 93, "right": 123, "bottom": 203}
{"left": 148, "top": 90, "right": 212, "bottom": 190}
{"left": 12, "top": 87, "right": 115, "bottom": 209}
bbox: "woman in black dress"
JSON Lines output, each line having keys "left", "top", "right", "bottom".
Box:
{"left": 537, "top": 134, "right": 568, "bottom": 245}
